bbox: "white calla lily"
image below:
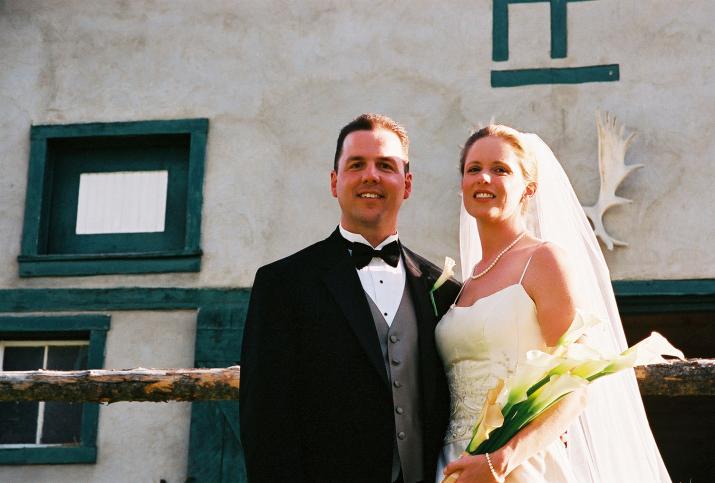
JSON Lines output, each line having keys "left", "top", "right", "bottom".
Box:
{"left": 555, "top": 309, "right": 604, "bottom": 348}
{"left": 526, "top": 374, "right": 588, "bottom": 415}
{"left": 463, "top": 327, "right": 684, "bottom": 456}
{"left": 467, "top": 379, "right": 505, "bottom": 453}
{"left": 500, "top": 351, "right": 560, "bottom": 410}
{"left": 433, "top": 257, "right": 456, "bottom": 291}
{"left": 430, "top": 256, "right": 456, "bottom": 316}
{"left": 596, "top": 332, "right": 684, "bottom": 377}
{"left": 622, "top": 331, "right": 685, "bottom": 365}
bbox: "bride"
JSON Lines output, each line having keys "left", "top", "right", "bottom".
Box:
{"left": 435, "top": 125, "right": 671, "bottom": 482}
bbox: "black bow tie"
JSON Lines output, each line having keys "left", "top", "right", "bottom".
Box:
{"left": 349, "top": 240, "right": 401, "bottom": 269}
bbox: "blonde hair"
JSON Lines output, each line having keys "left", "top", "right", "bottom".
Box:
{"left": 458, "top": 124, "right": 538, "bottom": 184}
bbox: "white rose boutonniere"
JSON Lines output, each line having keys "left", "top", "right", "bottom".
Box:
{"left": 430, "top": 256, "right": 456, "bottom": 316}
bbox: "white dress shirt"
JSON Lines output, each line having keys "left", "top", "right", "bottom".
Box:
{"left": 339, "top": 225, "right": 406, "bottom": 327}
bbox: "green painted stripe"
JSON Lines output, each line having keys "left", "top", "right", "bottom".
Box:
{"left": 491, "top": 64, "right": 619, "bottom": 87}
{"left": 31, "top": 118, "right": 208, "bottom": 139}
{"left": 492, "top": 0, "right": 510, "bottom": 61}
{"left": 614, "top": 279, "right": 715, "bottom": 296}
{"left": 1, "top": 283, "right": 713, "bottom": 313}
{"left": 20, "top": 137, "right": 48, "bottom": 256}
{"left": 550, "top": 0, "right": 568, "bottom": 58}
{"left": 0, "top": 446, "right": 97, "bottom": 465}
{"left": 0, "top": 288, "right": 250, "bottom": 312}
{"left": 18, "top": 249, "right": 202, "bottom": 261}
{"left": 507, "top": 0, "right": 592, "bottom": 4}
{"left": 614, "top": 279, "right": 715, "bottom": 314}
{"left": 0, "top": 315, "right": 110, "bottom": 331}
{"left": 19, "top": 254, "right": 201, "bottom": 277}
{"left": 186, "top": 129, "right": 208, "bottom": 250}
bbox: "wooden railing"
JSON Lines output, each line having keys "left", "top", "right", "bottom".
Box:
{"left": 1, "top": 360, "right": 713, "bottom": 403}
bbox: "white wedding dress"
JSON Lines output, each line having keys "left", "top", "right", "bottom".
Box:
{"left": 434, "top": 274, "right": 577, "bottom": 482}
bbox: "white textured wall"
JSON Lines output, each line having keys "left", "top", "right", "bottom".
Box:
{"left": 1, "top": 0, "right": 714, "bottom": 287}
{"left": 0, "top": 310, "right": 196, "bottom": 483}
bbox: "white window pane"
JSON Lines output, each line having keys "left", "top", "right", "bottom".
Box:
{"left": 75, "top": 171, "right": 168, "bottom": 234}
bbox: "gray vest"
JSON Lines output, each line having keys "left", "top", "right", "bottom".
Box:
{"left": 366, "top": 284, "right": 424, "bottom": 483}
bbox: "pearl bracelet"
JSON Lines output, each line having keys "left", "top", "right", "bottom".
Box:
{"left": 485, "top": 452, "right": 505, "bottom": 483}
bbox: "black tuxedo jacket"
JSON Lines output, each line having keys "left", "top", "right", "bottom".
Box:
{"left": 239, "top": 229, "right": 460, "bottom": 482}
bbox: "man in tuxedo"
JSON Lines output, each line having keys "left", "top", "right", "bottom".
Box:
{"left": 239, "top": 113, "right": 460, "bottom": 482}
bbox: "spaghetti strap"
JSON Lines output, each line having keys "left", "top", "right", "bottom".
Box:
{"left": 519, "top": 255, "right": 534, "bottom": 284}
{"left": 451, "top": 278, "right": 469, "bottom": 307}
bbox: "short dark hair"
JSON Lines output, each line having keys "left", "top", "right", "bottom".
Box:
{"left": 333, "top": 113, "right": 409, "bottom": 172}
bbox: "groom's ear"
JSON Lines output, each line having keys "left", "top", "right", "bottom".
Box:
{"left": 330, "top": 170, "right": 338, "bottom": 198}
{"left": 403, "top": 172, "right": 413, "bottom": 199}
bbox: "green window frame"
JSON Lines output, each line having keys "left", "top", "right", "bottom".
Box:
{"left": 0, "top": 315, "right": 110, "bottom": 465}
{"left": 18, "top": 119, "right": 208, "bottom": 277}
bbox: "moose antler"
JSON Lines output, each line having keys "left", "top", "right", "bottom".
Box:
{"left": 582, "top": 112, "right": 643, "bottom": 250}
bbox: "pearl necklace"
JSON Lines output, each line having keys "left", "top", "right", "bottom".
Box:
{"left": 470, "top": 232, "right": 527, "bottom": 280}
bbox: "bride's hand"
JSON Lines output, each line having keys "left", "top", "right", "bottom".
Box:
{"left": 443, "top": 452, "right": 505, "bottom": 482}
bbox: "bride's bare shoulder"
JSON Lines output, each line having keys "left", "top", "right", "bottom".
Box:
{"left": 523, "top": 241, "right": 576, "bottom": 304}
{"left": 527, "top": 240, "right": 571, "bottom": 276}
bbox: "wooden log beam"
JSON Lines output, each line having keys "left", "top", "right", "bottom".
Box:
{"left": 0, "top": 360, "right": 712, "bottom": 403}
{"left": 0, "top": 366, "right": 240, "bottom": 403}
{"left": 635, "top": 359, "right": 715, "bottom": 397}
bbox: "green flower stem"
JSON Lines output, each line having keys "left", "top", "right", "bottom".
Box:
{"left": 429, "top": 289, "right": 438, "bottom": 317}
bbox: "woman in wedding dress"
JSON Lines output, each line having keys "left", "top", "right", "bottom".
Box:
{"left": 435, "top": 125, "right": 671, "bottom": 482}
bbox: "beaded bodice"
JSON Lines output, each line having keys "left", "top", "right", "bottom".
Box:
{"left": 435, "top": 284, "right": 546, "bottom": 445}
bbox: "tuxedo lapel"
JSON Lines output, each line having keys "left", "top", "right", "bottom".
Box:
{"left": 402, "top": 247, "right": 441, "bottom": 416}
{"left": 321, "top": 229, "right": 389, "bottom": 385}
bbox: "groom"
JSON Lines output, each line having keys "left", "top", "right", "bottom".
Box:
{"left": 239, "top": 113, "right": 460, "bottom": 482}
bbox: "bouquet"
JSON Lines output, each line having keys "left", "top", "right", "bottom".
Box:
{"left": 442, "top": 310, "right": 684, "bottom": 482}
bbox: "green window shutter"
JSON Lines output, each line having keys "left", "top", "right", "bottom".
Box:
{"left": 187, "top": 305, "right": 247, "bottom": 483}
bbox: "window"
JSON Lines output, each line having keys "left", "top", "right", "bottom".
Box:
{"left": 18, "top": 119, "right": 208, "bottom": 277}
{"left": 0, "top": 315, "right": 109, "bottom": 465}
{"left": 0, "top": 341, "right": 88, "bottom": 446}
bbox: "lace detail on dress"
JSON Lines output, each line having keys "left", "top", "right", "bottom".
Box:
{"left": 443, "top": 360, "right": 495, "bottom": 445}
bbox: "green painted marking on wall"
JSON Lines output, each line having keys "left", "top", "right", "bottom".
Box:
{"left": 492, "top": 0, "right": 594, "bottom": 62}
{"left": 613, "top": 279, "right": 715, "bottom": 314}
{"left": 491, "top": 64, "right": 619, "bottom": 87}
{"left": 492, "top": 0, "right": 510, "bottom": 61}
{"left": 0, "top": 287, "right": 250, "bottom": 312}
{"left": 550, "top": 0, "right": 568, "bottom": 58}
{"left": 0, "top": 447, "right": 97, "bottom": 465}
{"left": 18, "top": 251, "right": 201, "bottom": 277}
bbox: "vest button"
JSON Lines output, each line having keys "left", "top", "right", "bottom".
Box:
{"left": 398, "top": 432, "right": 406, "bottom": 440}
{"left": 393, "top": 380, "right": 402, "bottom": 388}
{"left": 389, "top": 335, "right": 398, "bottom": 343}
{"left": 391, "top": 359, "right": 401, "bottom": 366}
{"left": 395, "top": 406, "right": 404, "bottom": 415}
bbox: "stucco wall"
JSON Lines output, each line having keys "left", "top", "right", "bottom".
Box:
{"left": 0, "top": 310, "right": 196, "bottom": 483}
{"left": 1, "top": 1, "right": 714, "bottom": 288}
